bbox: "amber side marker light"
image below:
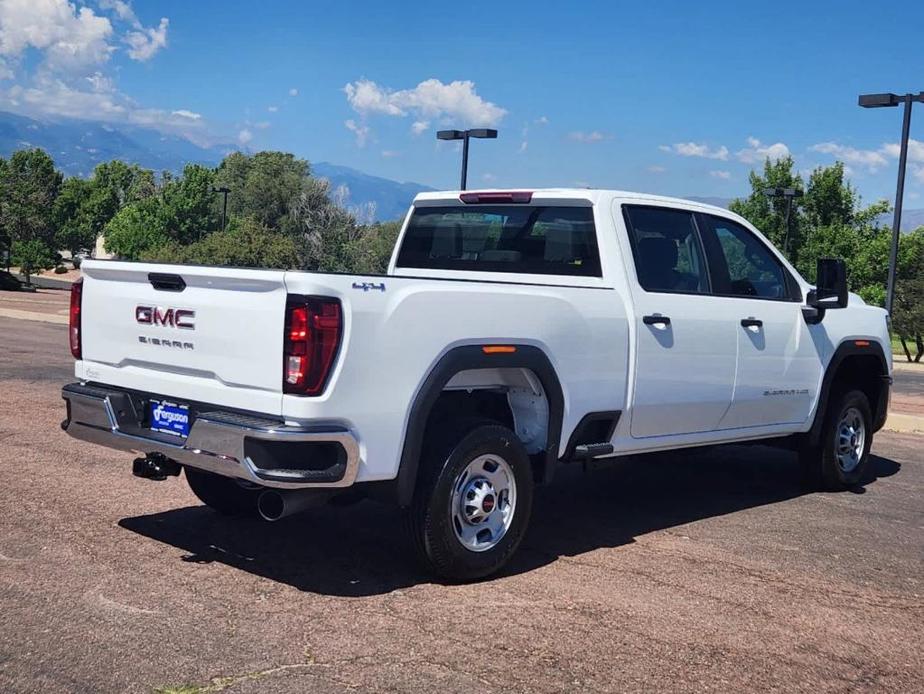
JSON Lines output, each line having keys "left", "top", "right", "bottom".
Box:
{"left": 855, "top": 340, "right": 871, "bottom": 347}
{"left": 482, "top": 345, "right": 517, "bottom": 354}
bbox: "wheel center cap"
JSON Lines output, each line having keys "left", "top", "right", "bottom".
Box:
{"left": 482, "top": 494, "right": 495, "bottom": 513}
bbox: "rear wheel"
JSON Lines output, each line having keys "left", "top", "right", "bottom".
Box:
{"left": 408, "top": 421, "right": 534, "bottom": 582}
{"left": 802, "top": 389, "right": 873, "bottom": 490}
{"left": 184, "top": 467, "right": 260, "bottom": 516}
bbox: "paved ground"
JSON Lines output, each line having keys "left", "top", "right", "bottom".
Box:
{"left": 0, "top": 316, "right": 923, "bottom": 693}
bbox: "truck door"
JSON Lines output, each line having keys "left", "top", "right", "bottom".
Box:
{"left": 621, "top": 205, "right": 737, "bottom": 438}
{"left": 696, "top": 213, "right": 822, "bottom": 428}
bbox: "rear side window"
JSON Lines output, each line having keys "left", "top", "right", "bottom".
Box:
{"left": 395, "top": 205, "right": 601, "bottom": 276}
{"left": 623, "top": 206, "right": 709, "bottom": 294}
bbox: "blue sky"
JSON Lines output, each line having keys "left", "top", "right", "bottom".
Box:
{"left": 1, "top": 1, "right": 924, "bottom": 204}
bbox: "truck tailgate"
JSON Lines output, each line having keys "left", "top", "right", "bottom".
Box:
{"left": 77, "top": 260, "right": 288, "bottom": 415}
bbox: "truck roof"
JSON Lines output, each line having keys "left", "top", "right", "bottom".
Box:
{"left": 412, "top": 188, "right": 732, "bottom": 215}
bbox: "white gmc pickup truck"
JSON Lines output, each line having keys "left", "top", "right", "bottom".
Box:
{"left": 62, "top": 189, "right": 892, "bottom": 581}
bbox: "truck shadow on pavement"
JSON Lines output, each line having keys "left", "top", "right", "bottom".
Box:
{"left": 119, "top": 445, "right": 900, "bottom": 597}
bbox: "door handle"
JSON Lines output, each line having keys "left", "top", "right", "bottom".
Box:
{"left": 643, "top": 314, "right": 671, "bottom": 327}
{"left": 740, "top": 317, "right": 763, "bottom": 328}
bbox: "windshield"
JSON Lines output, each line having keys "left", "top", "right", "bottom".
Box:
{"left": 395, "top": 205, "right": 601, "bottom": 277}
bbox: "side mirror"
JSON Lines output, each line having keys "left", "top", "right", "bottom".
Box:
{"left": 803, "top": 258, "right": 847, "bottom": 325}
{"left": 810, "top": 257, "right": 848, "bottom": 309}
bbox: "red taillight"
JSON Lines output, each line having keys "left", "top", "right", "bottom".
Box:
{"left": 283, "top": 296, "right": 342, "bottom": 395}
{"left": 69, "top": 279, "right": 83, "bottom": 359}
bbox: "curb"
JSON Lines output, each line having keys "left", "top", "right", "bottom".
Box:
{"left": 11, "top": 273, "right": 75, "bottom": 290}
{"left": 0, "top": 308, "right": 68, "bottom": 325}
{"left": 884, "top": 412, "right": 924, "bottom": 435}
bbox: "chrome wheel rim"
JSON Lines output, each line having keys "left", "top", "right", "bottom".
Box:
{"left": 450, "top": 454, "right": 517, "bottom": 553}
{"left": 835, "top": 406, "right": 865, "bottom": 473}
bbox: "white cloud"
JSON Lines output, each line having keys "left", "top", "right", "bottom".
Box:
{"left": 344, "top": 118, "right": 370, "bottom": 147}
{"left": 253, "top": 120, "right": 270, "bottom": 129}
{"left": 877, "top": 138, "right": 924, "bottom": 164}
{"left": 288, "top": 87, "right": 298, "bottom": 97}
{"left": 535, "top": 115, "right": 549, "bottom": 125}
{"left": 810, "top": 138, "right": 924, "bottom": 174}
{"left": 237, "top": 128, "right": 252, "bottom": 145}
{"left": 659, "top": 142, "right": 729, "bottom": 160}
{"left": 99, "top": 0, "right": 137, "bottom": 25}
{"left": 0, "top": 1, "right": 201, "bottom": 141}
{"left": 647, "top": 165, "right": 666, "bottom": 173}
{"left": 568, "top": 130, "right": 613, "bottom": 144}
{"left": 912, "top": 166, "right": 924, "bottom": 185}
{"left": 0, "top": 0, "right": 114, "bottom": 71}
{"left": 344, "top": 78, "right": 506, "bottom": 127}
{"left": 810, "top": 142, "right": 887, "bottom": 170}
{"left": 411, "top": 120, "right": 429, "bottom": 135}
{"left": 568, "top": 130, "right": 611, "bottom": 143}
{"left": 124, "top": 17, "right": 167, "bottom": 61}
{"left": 736, "top": 136, "right": 790, "bottom": 164}
{"left": 267, "top": 105, "right": 278, "bottom": 113}
{"left": 710, "top": 170, "right": 731, "bottom": 180}
{"left": 482, "top": 172, "right": 497, "bottom": 182}
{"left": 381, "top": 149, "right": 399, "bottom": 158}
{"left": 518, "top": 140, "right": 528, "bottom": 153}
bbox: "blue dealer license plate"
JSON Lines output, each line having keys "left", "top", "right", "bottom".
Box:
{"left": 149, "top": 400, "right": 191, "bottom": 438}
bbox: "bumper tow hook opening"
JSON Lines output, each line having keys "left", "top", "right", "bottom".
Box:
{"left": 132, "top": 453, "right": 181, "bottom": 481}
{"left": 257, "top": 489, "right": 329, "bottom": 522}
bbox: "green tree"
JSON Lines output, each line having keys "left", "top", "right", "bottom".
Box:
{"left": 213, "top": 151, "right": 310, "bottom": 232}
{"left": 0, "top": 149, "right": 62, "bottom": 282}
{"left": 142, "top": 216, "right": 300, "bottom": 269}
{"left": 52, "top": 177, "right": 95, "bottom": 261}
{"left": 729, "top": 156, "right": 803, "bottom": 257}
{"left": 83, "top": 160, "right": 157, "bottom": 240}
{"left": 11, "top": 238, "right": 57, "bottom": 283}
{"left": 160, "top": 163, "right": 217, "bottom": 244}
{"left": 103, "top": 197, "right": 169, "bottom": 260}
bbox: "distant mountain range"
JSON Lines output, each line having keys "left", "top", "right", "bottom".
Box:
{"left": 311, "top": 162, "right": 433, "bottom": 221}
{"left": 0, "top": 111, "right": 921, "bottom": 228}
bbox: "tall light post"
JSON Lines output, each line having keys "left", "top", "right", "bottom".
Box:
{"left": 211, "top": 186, "right": 231, "bottom": 232}
{"left": 764, "top": 187, "right": 803, "bottom": 257}
{"left": 859, "top": 91, "right": 924, "bottom": 315}
{"left": 436, "top": 128, "right": 498, "bottom": 190}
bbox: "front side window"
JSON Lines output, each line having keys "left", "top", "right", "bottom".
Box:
{"left": 395, "top": 205, "right": 601, "bottom": 276}
{"left": 623, "top": 206, "right": 709, "bottom": 294}
{"left": 701, "top": 216, "right": 791, "bottom": 299}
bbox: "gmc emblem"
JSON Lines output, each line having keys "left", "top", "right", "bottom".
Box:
{"left": 136, "top": 306, "right": 196, "bottom": 330}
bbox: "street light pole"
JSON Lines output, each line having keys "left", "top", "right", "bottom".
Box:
{"left": 460, "top": 131, "right": 470, "bottom": 190}
{"left": 211, "top": 186, "right": 231, "bottom": 232}
{"left": 763, "top": 187, "right": 803, "bottom": 257}
{"left": 436, "top": 129, "right": 498, "bottom": 190}
{"left": 859, "top": 90, "right": 924, "bottom": 315}
{"left": 887, "top": 96, "right": 913, "bottom": 317}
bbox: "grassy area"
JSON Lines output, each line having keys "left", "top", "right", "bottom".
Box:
{"left": 892, "top": 335, "right": 923, "bottom": 364}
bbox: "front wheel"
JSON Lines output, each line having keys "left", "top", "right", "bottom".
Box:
{"left": 802, "top": 389, "right": 873, "bottom": 490}
{"left": 408, "top": 422, "right": 534, "bottom": 582}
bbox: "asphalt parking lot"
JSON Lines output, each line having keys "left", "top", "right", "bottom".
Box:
{"left": 0, "top": 314, "right": 922, "bottom": 693}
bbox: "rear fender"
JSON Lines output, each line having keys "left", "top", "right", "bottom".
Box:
{"left": 394, "top": 345, "right": 564, "bottom": 506}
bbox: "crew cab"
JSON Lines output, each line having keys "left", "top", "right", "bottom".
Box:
{"left": 62, "top": 189, "right": 892, "bottom": 581}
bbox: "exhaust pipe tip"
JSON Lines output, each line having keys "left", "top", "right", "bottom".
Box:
{"left": 257, "top": 490, "right": 286, "bottom": 522}
{"left": 257, "top": 488, "right": 331, "bottom": 522}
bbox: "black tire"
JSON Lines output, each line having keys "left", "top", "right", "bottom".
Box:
{"left": 408, "top": 421, "right": 534, "bottom": 582}
{"left": 802, "top": 389, "right": 873, "bottom": 491}
{"left": 184, "top": 467, "right": 260, "bottom": 516}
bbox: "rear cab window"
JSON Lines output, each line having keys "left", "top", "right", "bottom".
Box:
{"left": 395, "top": 205, "right": 602, "bottom": 277}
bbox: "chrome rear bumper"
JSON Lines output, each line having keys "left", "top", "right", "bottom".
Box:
{"left": 61, "top": 383, "right": 360, "bottom": 490}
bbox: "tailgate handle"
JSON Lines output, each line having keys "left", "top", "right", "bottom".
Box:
{"left": 148, "top": 273, "right": 186, "bottom": 292}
